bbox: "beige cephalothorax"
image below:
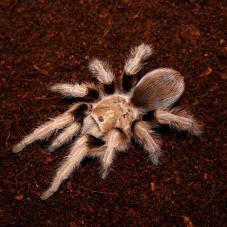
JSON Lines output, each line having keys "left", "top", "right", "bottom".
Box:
{"left": 13, "top": 43, "right": 202, "bottom": 200}
{"left": 91, "top": 95, "right": 139, "bottom": 134}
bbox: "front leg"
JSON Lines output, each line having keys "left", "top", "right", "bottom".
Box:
{"left": 48, "top": 122, "right": 81, "bottom": 152}
{"left": 13, "top": 103, "right": 90, "bottom": 153}
{"left": 13, "top": 112, "right": 74, "bottom": 153}
{"left": 155, "top": 108, "right": 202, "bottom": 136}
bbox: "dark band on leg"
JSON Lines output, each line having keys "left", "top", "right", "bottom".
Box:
{"left": 131, "top": 120, "right": 141, "bottom": 133}
{"left": 114, "top": 127, "right": 125, "bottom": 134}
{"left": 70, "top": 103, "right": 88, "bottom": 122}
{"left": 104, "top": 81, "right": 115, "bottom": 94}
{"left": 114, "top": 127, "right": 128, "bottom": 140}
{"left": 86, "top": 88, "right": 99, "bottom": 100}
{"left": 76, "top": 88, "right": 99, "bottom": 102}
{"left": 142, "top": 111, "right": 155, "bottom": 121}
{"left": 87, "top": 134, "right": 105, "bottom": 149}
{"left": 122, "top": 73, "right": 134, "bottom": 92}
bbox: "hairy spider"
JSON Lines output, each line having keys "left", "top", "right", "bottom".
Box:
{"left": 13, "top": 44, "right": 201, "bottom": 200}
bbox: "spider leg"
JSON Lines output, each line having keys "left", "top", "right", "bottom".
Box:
{"left": 48, "top": 122, "right": 81, "bottom": 152}
{"left": 89, "top": 59, "right": 114, "bottom": 85}
{"left": 87, "top": 134, "right": 106, "bottom": 158}
{"left": 133, "top": 121, "right": 161, "bottom": 165}
{"left": 101, "top": 129, "right": 129, "bottom": 179}
{"left": 155, "top": 108, "right": 202, "bottom": 136}
{"left": 13, "top": 103, "right": 90, "bottom": 153}
{"left": 89, "top": 59, "right": 115, "bottom": 94}
{"left": 41, "top": 116, "right": 106, "bottom": 199}
{"left": 122, "top": 43, "right": 153, "bottom": 91}
{"left": 50, "top": 83, "right": 87, "bottom": 97}
{"left": 49, "top": 82, "right": 99, "bottom": 100}
{"left": 40, "top": 136, "right": 88, "bottom": 200}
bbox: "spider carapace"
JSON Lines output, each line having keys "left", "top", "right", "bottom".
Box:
{"left": 91, "top": 95, "right": 139, "bottom": 134}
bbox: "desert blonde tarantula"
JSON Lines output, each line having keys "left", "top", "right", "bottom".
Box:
{"left": 13, "top": 44, "right": 201, "bottom": 200}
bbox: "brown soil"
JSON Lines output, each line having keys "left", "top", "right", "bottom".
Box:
{"left": 0, "top": 0, "right": 226, "bottom": 226}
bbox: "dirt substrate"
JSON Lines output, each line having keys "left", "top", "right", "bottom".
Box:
{"left": 0, "top": 0, "right": 226, "bottom": 226}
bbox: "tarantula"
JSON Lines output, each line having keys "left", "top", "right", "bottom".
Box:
{"left": 13, "top": 44, "right": 201, "bottom": 200}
